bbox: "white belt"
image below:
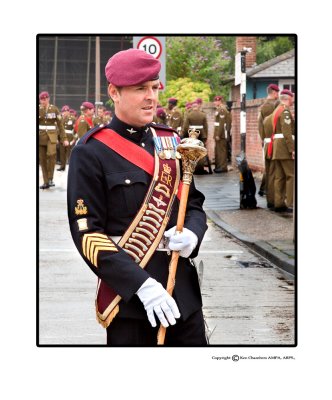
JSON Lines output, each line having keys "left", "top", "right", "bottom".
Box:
{"left": 189, "top": 125, "right": 203, "bottom": 129}
{"left": 274, "top": 133, "right": 295, "bottom": 140}
{"left": 110, "top": 236, "right": 170, "bottom": 251}
{"left": 264, "top": 138, "right": 271, "bottom": 143}
{"left": 214, "top": 122, "right": 220, "bottom": 127}
{"left": 65, "top": 129, "right": 74, "bottom": 134}
{"left": 39, "top": 125, "right": 56, "bottom": 131}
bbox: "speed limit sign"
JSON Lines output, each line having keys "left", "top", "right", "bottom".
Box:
{"left": 137, "top": 36, "right": 162, "bottom": 59}
{"left": 133, "top": 36, "right": 166, "bottom": 90}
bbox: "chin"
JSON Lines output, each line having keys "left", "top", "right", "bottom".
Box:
{"left": 141, "top": 114, "right": 153, "bottom": 125}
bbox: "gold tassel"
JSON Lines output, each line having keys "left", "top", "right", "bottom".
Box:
{"left": 96, "top": 305, "right": 119, "bottom": 328}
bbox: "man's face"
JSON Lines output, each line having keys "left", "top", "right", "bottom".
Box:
{"left": 40, "top": 97, "right": 49, "bottom": 107}
{"left": 273, "top": 90, "right": 279, "bottom": 100}
{"left": 214, "top": 100, "right": 221, "bottom": 108}
{"left": 85, "top": 108, "right": 94, "bottom": 117}
{"left": 110, "top": 80, "right": 159, "bottom": 127}
{"left": 97, "top": 108, "right": 104, "bottom": 117}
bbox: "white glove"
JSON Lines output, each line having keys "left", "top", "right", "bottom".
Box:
{"left": 164, "top": 227, "right": 198, "bottom": 258}
{"left": 136, "top": 277, "right": 180, "bottom": 328}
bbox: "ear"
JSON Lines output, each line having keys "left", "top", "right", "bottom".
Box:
{"left": 108, "top": 84, "right": 120, "bottom": 103}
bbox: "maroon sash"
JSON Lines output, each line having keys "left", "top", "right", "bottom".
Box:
{"left": 267, "top": 105, "right": 284, "bottom": 158}
{"left": 93, "top": 127, "right": 181, "bottom": 327}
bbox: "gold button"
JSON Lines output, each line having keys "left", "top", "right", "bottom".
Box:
{"left": 141, "top": 143, "right": 145, "bottom": 147}
{"left": 125, "top": 179, "right": 131, "bottom": 184}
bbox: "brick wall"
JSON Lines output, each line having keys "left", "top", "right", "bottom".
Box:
{"left": 236, "top": 37, "right": 257, "bottom": 68}
{"left": 201, "top": 99, "right": 265, "bottom": 172}
{"left": 231, "top": 98, "right": 265, "bottom": 172}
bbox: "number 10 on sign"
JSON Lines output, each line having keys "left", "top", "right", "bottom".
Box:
{"left": 137, "top": 36, "right": 162, "bottom": 59}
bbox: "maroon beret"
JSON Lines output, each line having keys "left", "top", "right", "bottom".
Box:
{"left": 61, "top": 105, "right": 70, "bottom": 112}
{"left": 185, "top": 102, "right": 192, "bottom": 109}
{"left": 39, "top": 91, "right": 49, "bottom": 100}
{"left": 196, "top": 98, "right": 202, "bottom": 104}
{"left": 280, "top": 89, "right": 294, "bottom": 97}
{"left": 268, "top": 84, "right": 280, "bottom": 92}
{"left": 168, "top": 97, "right": 177, "bottom": 104}
{"left": 80, "top": 101, "right": 94, "bottom": 110}
{"left": 105, "top": 49, "right": 161, "bottom": 86}
{"left": 214, "top": 96, "right": 222, "bottom": 101}
{"left": 156, "top": 108, "right": 166, "bottom": 118}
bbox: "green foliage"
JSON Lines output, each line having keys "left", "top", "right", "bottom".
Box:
{"left": 165, "top": 36, "right": 235, "bottom": 99}
{"left": 164, "top": 36, "right": 294, "bottom": 100}
{"left": 158, "top": 78, "right": 212, "bottom": 109}
{"left": 256, "top": 36, "right": 294, "bottom": 64}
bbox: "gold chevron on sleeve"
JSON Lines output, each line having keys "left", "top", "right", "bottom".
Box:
{"left": 82, "top": 233, "right": 118, "bottom": 268}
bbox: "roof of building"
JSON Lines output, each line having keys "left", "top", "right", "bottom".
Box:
{"left": 222, "top": 48, "right": 295, "bottom": 84}
{"left": 246, "top": 49, "right": 295, "bottom": 78}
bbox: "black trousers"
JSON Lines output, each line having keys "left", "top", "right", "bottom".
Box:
{"left": 106, "top": 309, "right": 207, "bottom": 346}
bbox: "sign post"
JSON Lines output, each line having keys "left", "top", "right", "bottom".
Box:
{"left": 235, "top": 48, "right": 257, "bottom": 209}
{"left": 133, "top": 36, "right": 166, "bottom": 91}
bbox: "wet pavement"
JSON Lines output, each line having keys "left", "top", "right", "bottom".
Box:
{"left": 38, "top": 164, "right": 295, "bottom": 345}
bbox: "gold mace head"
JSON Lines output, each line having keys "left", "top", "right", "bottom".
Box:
{"left": 177, "top": 136, "right": 207, "bottom": 185}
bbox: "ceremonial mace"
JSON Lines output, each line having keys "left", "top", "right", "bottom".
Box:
{"left": 157, "top": 130, "right": 207, "bottom": 345}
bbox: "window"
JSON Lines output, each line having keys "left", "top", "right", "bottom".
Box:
{"left": 278, "top": 80, "right": 295, "bottom": 93}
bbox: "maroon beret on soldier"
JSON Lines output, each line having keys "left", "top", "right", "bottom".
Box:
{"left": 168, "top": 97, "right": 177, "bottom": 105}
{"left": 268, "top": 84, "right": 280, "bottom": 92}
{"left": 280, "top": 89, "right": 294, "bottom": 97}
{"left": 105, "top": 49, "right": 161, "bottom": 86}
{"left": 214, "top": 96, "right": 222, "bottom": 101}
{"left": 61, "top": 105, "right": 70, "bottom": 112}
{"left": 39, "top": 91, "right": 49, "bottom": 100}
{"left": 196, "top": 98, "right": 203, "bottom": 104}
{"left": 69, "top": 109, "right": 77, "bottom": 116}
{"left": 80, "top": 101, "right": 95, "bottom": 110}
{"left": 156, "top": 108, "right": 166, "bottom": 118}
{"left": 185, "top": 102, "right": 192, "bottom": 110}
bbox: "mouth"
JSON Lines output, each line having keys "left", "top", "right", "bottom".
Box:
{"left": 142, "top": 106, "right": 153, "bottom": 111}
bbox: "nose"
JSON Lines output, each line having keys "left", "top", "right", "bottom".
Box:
{"left": 146, "top": 86, "right": 157, "bottom": 101}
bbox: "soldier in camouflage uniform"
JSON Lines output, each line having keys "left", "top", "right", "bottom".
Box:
{"left": 39, "top": 91, "right": 68, "bottom": 189}
{"left": 165, "top": 98, "right": 183, "bottom": 136}
{"left": 155, "top": 107, "right": 167, "bottom": 124}
{"left": 75, "top": 102, "right": 95, "bottom": 139}
{"left": 58, "top": 105, "right": 77, "bottom": 171}
{"left": 93, "top": 105, "right": 106, "bottom": 127}
{"left": 103, "top": 110, "right": 113, "bottom": 124}
{"left": 213, "top": 96, "right": 231, "bottom": 173}
{"left": 270, "top": 89, "right": 295, "bottom": 212}
{"left": 182, "top": 100, "right": 209, "bottom": 174}
{"left": 258, "top": 83, "right": 280, "bottom": 207}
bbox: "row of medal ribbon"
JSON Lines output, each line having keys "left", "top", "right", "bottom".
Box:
{"left": 153, "top": 136, "right": 182, "bottom": 159}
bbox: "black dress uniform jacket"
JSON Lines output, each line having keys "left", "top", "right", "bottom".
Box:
{"left": 67, "top": 115, "right": 207, "bottom": 322}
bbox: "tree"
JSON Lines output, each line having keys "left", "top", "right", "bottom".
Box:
{"left": 256, "top": 36, "right": 295, "bottom": 64}
{"left": 158, "top": 77, "right": 212, "bottom": 109}
{"left": 166, "top": 36, "right": 235, "bottom": 99}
